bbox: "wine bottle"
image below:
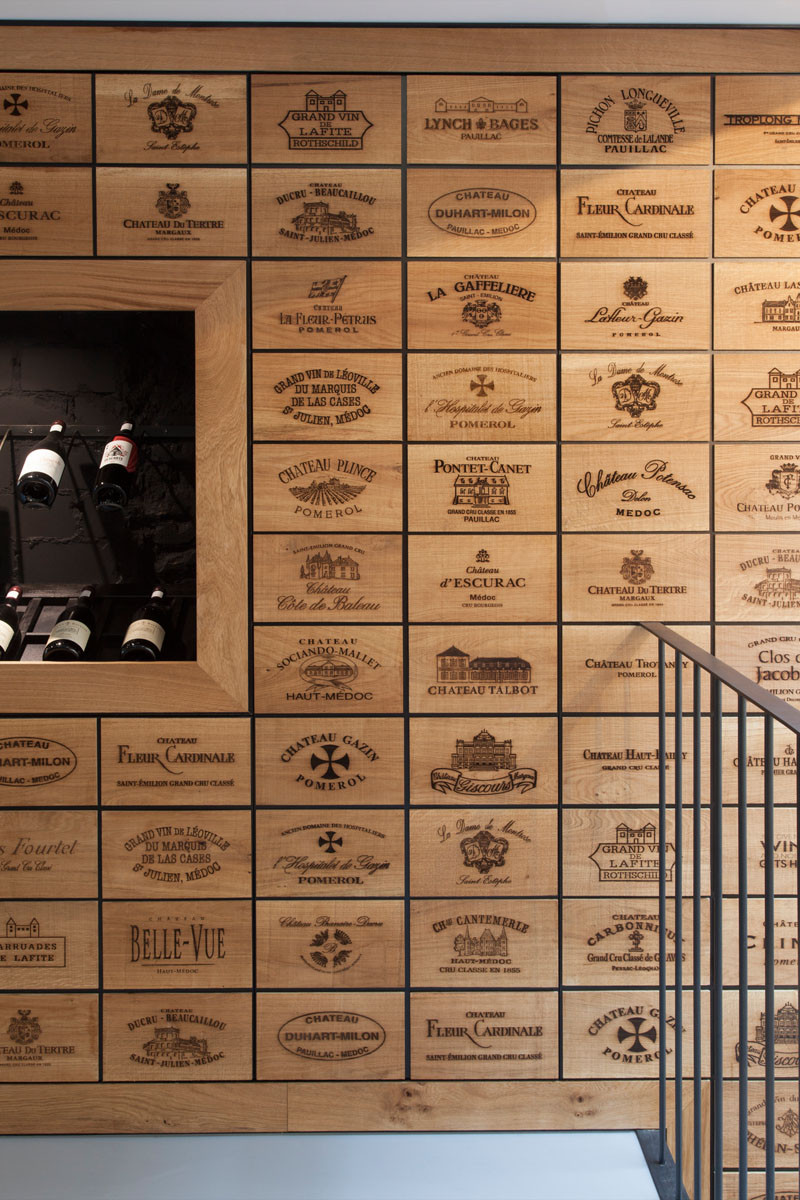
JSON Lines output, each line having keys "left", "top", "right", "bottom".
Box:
{"left": 120, "top": 587, "right": 169, "bottom": 661}
{"left": 0, "top": 585, "right": 23, "bottom": 659}
{"left": 92, "top": 421, "right": 139, "bottom": 511}
{"left": 42, "top": 588, "right": 95, "bottom": 661}
{"left": 17, "top": 420, "right": 68, "bottom": 507}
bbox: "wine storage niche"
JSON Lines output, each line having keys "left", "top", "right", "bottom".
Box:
{"left": 0, "top": 310, "right": 196, "bottom": 661}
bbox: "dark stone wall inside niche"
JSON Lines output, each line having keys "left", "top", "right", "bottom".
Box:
{"left": 0, "top": 311, "right": 196, "bottom": 657}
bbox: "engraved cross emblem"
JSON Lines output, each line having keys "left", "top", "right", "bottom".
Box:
{"left": 470, "top": 374, "right": 495, "bottom": 398}
{"left": 769, "top": 194, "right": 800, "bottom": 233}
{"left": 3, "top": 93, "right": 28, "bottom": 116}
{"left": 617, "top": 1016, "right": 657, "bottom": 1054}
{"left": 318, "top": 830, "right": 343, "bottom": 854}
{"left": 309, "top": 742, "right": 351, "bottom": 780}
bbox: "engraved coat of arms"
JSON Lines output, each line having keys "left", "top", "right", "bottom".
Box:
{"left": 156, "top": 182, "right": 191, "bottom": 219}
{"left": 612, "top": 373, "right": 660, "bottom": 419}
{"left": 620, "top": 550, "right": 654, "bottom": 586}
{"left": 460, "top": 828, "right": 509, "bottom": 874}
{"left": 766, "top": 462, "right": 800, "bottom": 499}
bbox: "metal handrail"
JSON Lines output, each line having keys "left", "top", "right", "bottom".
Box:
{"left": 641, "top": 621, "right": 799, "bottom": 1200}
{"left": 641, "top": 621, "right": 800, "bottom": 736}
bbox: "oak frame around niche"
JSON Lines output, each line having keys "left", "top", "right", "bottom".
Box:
{"left": 0, "top": 260, "right": 248, "bottom": 714}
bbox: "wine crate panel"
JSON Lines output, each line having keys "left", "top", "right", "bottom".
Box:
{"left": 714, "top": 169, "right": 800, "bottom": 257}
{"left": 562, "top": 624, "right": 711, "bottom": 713}
{"left": 0, "top": 900, "right": 98, "bottom": 989}
{"left": 95, "top": 167, "right": 247, "bottom": 256}
{"left": 562, "top": 989, "right": 704, "bottom": 1079}
{"left": 253, "top": 352, "right": 403, "bottom": 443}
{"left": 409, "top": 808, "right": 558, "bottom": 898}
{"left": 715, "top": 261, "right": 800, "bottom": 350}
{"left": 251, "top": 75, "right": 402, "bottom": 165}
{"left": 406, "top": 261, "right": 557, "bottom": 350}
{"left": 407, "top": 352, "right": 556, "bottom": 443}
{"left": 409, "top": 899, "right": 558, "bottom": 989}
{"left": 256, "top": 899, "right": 404, "bottom": 989}
{"left": 562, "top": 898, "right": 702, "bottom": 987}
{"left": 722, "top": 806, "right": 799, "bottom": 896}
{"left": 408, "top": 716, "right": 558, "bottom": 807}
{"left": 0, "top": 810, "right": 97, "bottom": 898}
{"left": 101, "top": 810, "right": 252, "bottom": 899}
{"left": 102, "top": 992, "right": 252, "bottom": 1082}
{"left": 715, "top": 535, "right": 800, "bottom": 622}
{"left": 714, "top": 353, "right": 800, "bottom": 441}
{"left": 100, "top": 718, "right": 251, "bottom": 806}
{"left": 0, "top": 992, "right": 98, "bottom": 1082}
{"left": 252, "top": 443, "right": 403, "bottom": 533}
{"left": 560, "top": 76, "right": 711, "bottom": 165}
{"left": 0, "top": 166, "right": 92, "bottom": 255}
{"left": 561, "top": 533, "right": 710, "bottom": 622}
{"left": 409, "top": 990, "right": 559, "bottom": 1080}
{"left": 561, "top": 443, "right": 710, "bottom": 533}
{"left": 560, "top": 167, "right": 711, "bottom": 257}
{"left": 95, "top": 74, "right": 248, "bottom": 162}
{"left": 561, "top": 807, "right": 707, "bottom": 898}
{"left": 253, "top": 625, "right": 404, "bottom": 715}
{"left": 562, "top": 716, "right": 703, "bottom": 807}
{"left": 406, "top": 168, "right": 556, "bottom": 258}
{"left": 720, "top": 713, "right": 798, "bottom": 807}
{"left": 723, "top": 1173, "right": 799, "bottom": 1200}
{"left": 722, "top": 897, "right": 800, "bottom": 987}
{"left": 721, "top": 989, "right": 799, "bottom": 1080}
{"left": 715, "top": 75, "right": 800, "bottom": 165}
{"left": 407, "top": 444, "right": 556, "bottom": 533}
{"left": 0, "top": 718, "right": 96, "bottom": 806}
{"left": 256, "top": 991, "right": 405, "bottom": 1080}
{"left": 715, "top": 625, "right": 800, "bottom": 707}
{"left": 251, "top": 168, "right": 401, "bottom": 258}
{"left": 253, "top": 533, "right": 403, "bottom": 624}
{"left": 255, "top": 717, "right": 404, "bottom": 808}
{"left": 253, "top": 260, "right": 402, "bottom": 351}
{"left": 715, "top": 444, "right": 800, "bottom": 531}
{"left": 407, "top": 534, "right": 557, "bottom": 623}
{"left": 101, "top": 900, "right": 251, "bottom": 990}
{"left": 561, "top": 352, "right": 710, "bottom": 443}
{"left": 561, "top": 260, "right": 710, "bottom": 350}
{"left": 256, "top": 808, "right": 405, "bottom": 898}
{"left": 0, "top": 72, "right": 91, "bottom": 161}
{"left": 723, "top": 1081, "right": 800, "bottom": 1168}
{"left": 405, "top": 75, "right": 557, "bottom": 165}
{"left": 409, "top": 625, "right": 557, "bottom": 715}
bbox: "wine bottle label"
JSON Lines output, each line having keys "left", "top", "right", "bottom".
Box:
{"left": 46, "top": 619, "right": 91, "bottom": 651}
{"left": 0, "top": 619, "right": 15, "bottom": 653}
{"left": 123, "top": 619, "right": 165, "bottom": 651}
{"left": 19, "top": 448, "right": 65, "bottom": 487}
{"left": 100, "top": 437, "right": 138, "bottom": 473}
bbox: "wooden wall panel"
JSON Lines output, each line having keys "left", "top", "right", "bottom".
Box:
{"left": 4, "top": 18, "right": 799, "bottom": 1143}
{"left": 253, "top": 352, "right": 403, "bottom": 442}
{"left": 100, "top": 718, "right": 251, "bottom": 806}
{"left": 407, "top": 352, "right": 556, "bottom": 443}
{"left": 94, "top": 74, "right": 248, "bottom": 162}
{"left": 0, "top": 72, "right": 91, "bottom": 161}
{"left": 0, "top": 719, "right": 96, "bottom": 806}
{"left": 254, "top": 717, "right": 405, "bottom": 807}
{"left": 405, "top": 75, "right": 557, "bottom": 165}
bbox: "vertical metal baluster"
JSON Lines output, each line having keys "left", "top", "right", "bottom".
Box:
{"left": 693, "top": 663, "right": 703, "bottom": 1200}
{"left": 738, "top": 697, "right": 748, "bottom": 1200}
{"left": 674, "top": 652, "right": 684, "bottom": 1198}
{"left": 796, "top": 730, "right": 800, "bottom": 1194}
{"left": 711, "top": 676, "right": 723, "bottom": 1200}
{"left": 659, "top": 639, "right": 667, "bottom": 1165}
{"left": 764, "top": 714, "right": 775, "bottom": 1200}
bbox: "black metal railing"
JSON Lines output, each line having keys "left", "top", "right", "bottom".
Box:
{"left": 641, "top": 621, "right": 800, "bottom": 1200}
